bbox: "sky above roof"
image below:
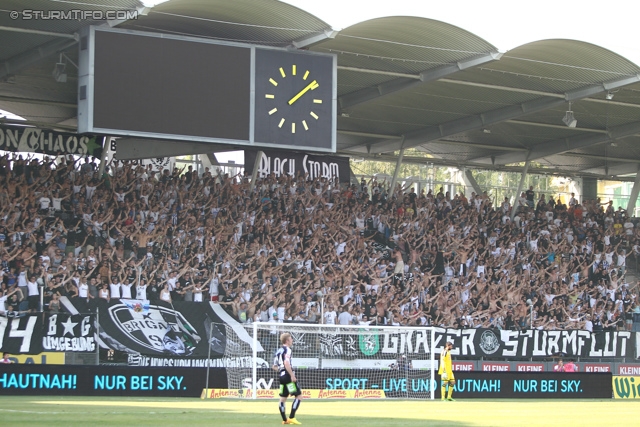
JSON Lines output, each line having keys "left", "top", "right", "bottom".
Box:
{"left": 282, "top": 0, "right": 640, "bottom": 67}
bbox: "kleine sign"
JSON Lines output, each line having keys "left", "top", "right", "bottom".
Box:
{"left": 482, "top": 363, "right": 510, "bottom": 372}
{"left": 452, "top": 362, "right": 474, "bottom": 371}
{"left": 516, "top": 364, "right": 544, "bottom": 372}
{"left": 584, "top": 364, "right": 610, "bottom": 373}
{"left": 618, "top": 365, "right": 640, "bottom": 376}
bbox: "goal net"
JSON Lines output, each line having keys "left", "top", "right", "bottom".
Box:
{"left": 222, "top": 322, "right": 437, "bottom": 399}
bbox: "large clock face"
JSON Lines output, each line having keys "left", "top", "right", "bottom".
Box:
{"left": 264, "top": 64, "right": 323, "bottom": 135}
{"left": 254, "top": 49, "right": 334, "bottom": 150}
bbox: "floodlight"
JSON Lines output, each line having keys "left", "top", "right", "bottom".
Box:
{"left": 562, "top": 103, "right": 577, "bottom": 128}
{"left": 562, "top": 111, "right": 577, "bottom": 128}
{"left": 52, "top": 54, "right": 67, "bottom": 83}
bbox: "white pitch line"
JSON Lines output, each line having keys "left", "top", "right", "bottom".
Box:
{"left": 0, "top": 409, "right": 195, "bottom": 415}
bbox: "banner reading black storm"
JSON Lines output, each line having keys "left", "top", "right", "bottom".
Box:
{"left": 0, "top": 313, "right": 95, "bottom": 355}
{"left": 245, "top": 149, "right": 351, "bottom": 183}
{"left": 0, "top": 124, "right": 104, "bottom": 158}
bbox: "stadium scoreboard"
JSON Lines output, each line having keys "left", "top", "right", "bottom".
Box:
{"left": 78, "top": 26, "right": 336, "bottom": 153}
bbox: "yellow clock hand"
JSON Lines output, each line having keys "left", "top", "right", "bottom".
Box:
{"left": 288, "top": 80, "right": 318, "bottom": 105}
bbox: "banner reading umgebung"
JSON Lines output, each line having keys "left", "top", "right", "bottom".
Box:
{"left": 0, "top": 313, "right": 95, "bottom": 355}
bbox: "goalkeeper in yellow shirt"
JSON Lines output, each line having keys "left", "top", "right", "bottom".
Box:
{"left": 438, "top": 341, "right": 455, "bottom": 401}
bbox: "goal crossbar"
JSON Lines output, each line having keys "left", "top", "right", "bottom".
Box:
{"left": 237, "top": 322, "right": 438, "bottom": 399}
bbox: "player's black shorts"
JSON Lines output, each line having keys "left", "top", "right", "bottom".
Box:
{"left": 278, "top": 372, "right": 302, "bottom": 397}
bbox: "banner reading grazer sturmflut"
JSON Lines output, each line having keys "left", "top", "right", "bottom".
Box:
{"left": 0, "top": 124, "right": 104, "bottom": 158}
{"left": 245, "top": 149, "right": 350, "bottom": 183}
{"left": 318, "top": 328, "right": 634, "bottom": 360}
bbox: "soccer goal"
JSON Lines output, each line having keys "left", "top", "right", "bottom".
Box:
{"left": 221, "top": 322, "right": 437, "bottom": 399}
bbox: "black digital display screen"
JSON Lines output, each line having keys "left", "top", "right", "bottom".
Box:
{"left": 0, "top": 365, "right": 612, "bottom": 399}
{"left": 93, "top": 31, "right": 251, "bottom": 141}
{"left": 0, "top": 365, "right": 226, "bottom": 397}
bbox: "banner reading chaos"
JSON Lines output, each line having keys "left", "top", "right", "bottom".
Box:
{"left": 0, "top": 124, "right": 104, "bottom": 158}
{"left": 244, "top": 149, "right": 351, "bottom": 183}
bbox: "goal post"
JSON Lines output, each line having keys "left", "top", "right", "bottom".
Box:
{"left": 222, "top": 322, "right": 437, "bottom": 399}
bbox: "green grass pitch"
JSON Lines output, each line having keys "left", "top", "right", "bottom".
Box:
{"left": 0, "top": 396, "right": 637, "bottom": 426}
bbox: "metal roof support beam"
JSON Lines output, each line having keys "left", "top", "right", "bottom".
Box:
{"left": 98, "top": 137, "right": 111, "bottom": 176}
{"left": 250, "top": 151, "right": 264, "bottom": 191}
{"left": 460, "top": 168, "right": 483, "bottom": 196}
{"left": 0, "top": 117, "right": 76, "bottom": 131}
{"left": 565, "top": 74, "right": 640, "bottom": 101}
{"left": 389, "top": 143, "right": 405, "bottom": 197}
{"left": 337, "top": 66, "right": 420, "bottom": 79}
{"left": 340, "top": 135, "right": 529, "bottom": 152}
{"left": 107, "top": 6, "right": 150, "bottom": 27}
{"left": 626, "top": 166, "right": 640, "bottom": 217}
{"left": 291, "top": 28, "right": 338, "bottom": 49}
{"left": 492, "top": 120, "right": 640, "bottom": 165}
{"left": 439, "top": 78, "right": 565, "bottom": 98}
{"left": 206, "top": 153, "right": 220, "bottom": 167}
{"left": 510, "top": 159, "right": 530, "bottom": 221}
{"left": 0, "top": 25, "right": 78, "bottom": 40}
{"left": 338, "top": 77, "right": 422, "bottom": 110}
{"left": 0, "top": 95, "right": 76, "bottom": 109}
{"left": 338, "top": 52, "right": 501, "bottom": 110}
{"left": 338, "top": 130, "right": 399, "bottom": 139}
{"left": 438, "top": 76, "right": 640, "bottom": 108}
{"left": 0, "top": 26, "right": 77, "bottom": 39}
{"left": 562, "top": 152, "right": 640, "bottom": 164}
{"left": 0, "top": 37, "right": 78, "bottom": 80}
{"left": 364, "top": 74, "right": 640, "bottom": 155}
{"left": 429, "top": 140, "right": 528, "bottom": 152}
{"left": 506, "top": 119, "right": 607, "bottom": 134}
{"left": 337, "top": 150, "right": 636, "bottom": 181}
{"left": 367, "top": 97, "right": 565, "bottom": 154}
{"left": 582, "top": 163, "right": 640, "bottom": 177}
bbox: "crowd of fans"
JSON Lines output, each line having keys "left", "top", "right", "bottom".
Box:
{"left": 0, "top": 152, "right": 639, "bottom": 333}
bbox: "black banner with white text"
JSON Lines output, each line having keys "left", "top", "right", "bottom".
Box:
{"left": 0, "top": 124, "right": 104, "bottom": 158}
{"left": 318, "top": 327, "right": 635, "bottom": 360}
{"left": 5, "top": 299, "right": 635, "bottom": 360}
{"left": 438, "top": 328, "right": 633, "bottom": 359}
{"left": 0, "top": 316, "right": 42, "bottom": 355}
{"left": 59, "top": 298, "right": 260, "bottom": 359}
{"left": 42, "top": 313, "right": 96, "bottom": 352}
{"left": 245, "top": 149, "right": 351, "bottom": 183}
{"left": 0, "top": 365, "right": 611, "bottom": 399}
{"left": 0, "top": 313, "right": 96, "bottom": 355}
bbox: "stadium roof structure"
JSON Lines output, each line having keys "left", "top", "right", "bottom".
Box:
{"left": 2, "top": 0, "right": 640, "bottom": 180}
